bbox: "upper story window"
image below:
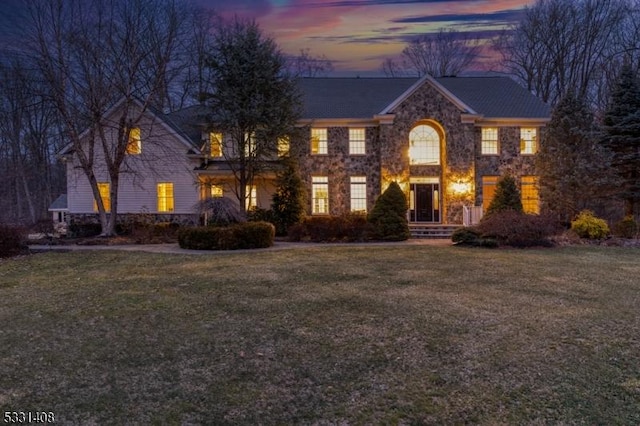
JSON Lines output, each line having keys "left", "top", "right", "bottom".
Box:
{"left": 278, "top": 137, "right": 290, "bottom": 157}
{"left": 311, "top": 128, "right": 328, "bottom": 155}
{"left": 244, "top": 133, "right": 257, "bottom": 157}
{"left": 520, "top": 128, "right": 537, "bottom": 155}
{"left": 210, "top": 132, "right": 223, "bottom": 157}
{"left": 349, "top": 128, "right": 366, "bottom": 155}
{"left": 409, "top": 124, "right": 440, "bottom": 165}
{"left": 126, "top": 127, "right": 141, "bottom": 155}
{"left": 481, "top": 127, "right": 499, "bottom": 155}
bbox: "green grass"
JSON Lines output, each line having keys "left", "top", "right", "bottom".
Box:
{"left": 1, "top": 246, "right": 639, "bottom": 424}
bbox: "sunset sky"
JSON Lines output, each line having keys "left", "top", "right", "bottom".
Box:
{"left": 0, "top": 0, "right": 537, "bottom": 75}
{"left": 200, "top": 0, "right": 537, "bottom": 75}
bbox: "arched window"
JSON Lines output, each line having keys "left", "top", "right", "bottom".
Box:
{"left": 409, "top": 124, "right": 440, "bottom": 165}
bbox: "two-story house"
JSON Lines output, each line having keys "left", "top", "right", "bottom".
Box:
{"left": 54, "top": 75, "right": 550, "bottom": 227}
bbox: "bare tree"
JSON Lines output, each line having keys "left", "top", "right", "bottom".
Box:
{"left": 496, "top": 0, "right": 629, "bottom": 107}
{"left": 394, "top": 28, "right": 481, "bottom": 77}
{"left": 25, "top": 0, "right": 191, "bottom": 236}
{"left": 287, "top": 48, "right": 334, "bottom": 77}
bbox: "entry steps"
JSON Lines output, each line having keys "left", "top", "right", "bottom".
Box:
{"left": 409, "top": 224, "right": 461, "bottom": 239}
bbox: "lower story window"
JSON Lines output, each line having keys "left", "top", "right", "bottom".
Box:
{"left": 93, "top": 182, "right": 111, "bottom": 212}
{"left": 350, "top": 176, "right": 367, "bottom": 212}
{"left": 482, "top": 176, "right": 498, "bottom": 212}
{"left": 312, "top": 176, "right": 329, "bottom": 214}
{"left": 246, "top": 185, "right": 257, "bottom": 210}
{"left": 521, "top": 176, "right": 540, "bottom": 214}
{"left": 157, "top": 182, "right": 174, "bottom": 212}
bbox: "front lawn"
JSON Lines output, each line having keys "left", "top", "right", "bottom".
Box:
{"left": 1, "top": 246, "right": 639, "bottom": 424}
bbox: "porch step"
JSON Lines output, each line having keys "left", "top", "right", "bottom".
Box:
{"left": 409, "top": 224, "right": 461, "bottom": 239}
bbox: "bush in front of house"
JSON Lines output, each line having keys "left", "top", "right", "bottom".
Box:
{"left": 367, "top": 182, "right": 410, "bottom": 241}
{"left": 571, "top": 210, "right": 610, "bottom": 239}
{"left": 453, "top": 211, "right": 560, "bottom": 248}
{"left": 287, "top": 213, "right": 372, "bottom": 242}
{"left": 485, "top": 175, "right": 523, "bottom": 216}
{"left": 178, "top": 221, "right": 274, "bottom": 250}
{"left": 0, "top": 224, "right": 27, "bottom": 258}
{"left": 613, "top": 215, "right": 639, "bottom": 239}
{"left": 68, "top": 221, "right": 102, "bottom": 238}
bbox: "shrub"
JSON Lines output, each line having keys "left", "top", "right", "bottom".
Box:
{"left": 0, "top": 224, "right": 26, "bottom": 258}
{"left": 68, "top": 221, "right": 102, "bottom": 238}
{"left": 486, "top": 175, "right": 523, "bottom": 216}
{"left": 194, "top": 197, "right": 246, "bottom": 226}
{"left": 571, "top": 210, "right": 610, "bottom": 239}
{"left": 613, "top": 215, "right": 639, "bottom": 239}
{"left": 476, "top": 211, "right": 560, "bottom": 247}
{"left": 451, "top": 227, "right": 483, "bottom": 245}
{"left": 367, "top": 182, "right": 410, "bottom": 241}
{"left": 287, "top": 213, "right": 372, "bottom": 242}
{"left": 271, "top": 158, "right": 306, "bottom": 236}
{"left": 178, "top": 221, "right": 274, "bottom": 250}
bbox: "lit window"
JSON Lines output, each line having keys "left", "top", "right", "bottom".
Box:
{"left": 481, "top": 127, "right": 498, "bottom": 155}
{"left": 93, "top": 182, "right": 111, "bottom": 212}
{"left": 349, "top": 128, "right": 366, "bottom": 155}
{"left": 244, "top": 133, "right": 256, "bottom": 157}
{"left": 409, "top": 125, "right": 440, "bottom": 165}
{"left": 482, "top": 176, "right": 498, "bottom": 212}
{"left": 311, "top": 128, "right": 327, "bottom": 155}
{"left": 211, "top": 185, "right": 223, "bottom": 198}
{"left": 245, "top": 185, "right": 257, "bottom": 210}
{"left": 521, "top": 176, "right": 540, "bottom": 214}
{"left": 157, "top": 183, "right": 174, "bottom": 212}
{"left": 350, "top": 176, "right": 367, "bottom": 212}
{"left": 520, "top": 128, "right": 537, "bottom": 154}
{"left": 126, "top": 127, "right": 141, "bottom": 155}
{"left": 278, "top": 137, "right": 290, "bottom": 157}
{"left": 210, "top": 132, "right": 223, "bottom": 157}
{"left": 312, "top": 176, "right": 329, "bottom": 214}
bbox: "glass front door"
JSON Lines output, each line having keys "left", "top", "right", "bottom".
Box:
{"left": 410, "top": 183, "right": 440, "bottom": 222}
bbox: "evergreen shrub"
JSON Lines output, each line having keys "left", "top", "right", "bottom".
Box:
{"left": 367, "top": 182, "right": 410, "bottom": 241}
{"left": 0, "top": 224, "right": 26, "bottom": 258}
{"left": 178, "top": 221, "right": 274, "bottom": 250}
{"left": 571, "top": 210, "right": 610, "bottom": 239}
{"left": 613, "top": 215, "right": 639, "bottom": 238}
{"left": 485, "top": 175, "right": 523, "bottom": 216}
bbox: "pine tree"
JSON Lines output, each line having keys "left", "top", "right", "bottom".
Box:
{"left": 603, "top": 63, "right": 640, "bottom": 216}
{"left": 536, "top": 90, "right": 617, "bottom": 221}
{"left": 486, "top": 175, "right": 523, "bottom": 216}
{"left": 271, "top": 158, "right": 306, "bottom": 236}
{"left": 367, "top": 182, "right": 410, "bottom": 241}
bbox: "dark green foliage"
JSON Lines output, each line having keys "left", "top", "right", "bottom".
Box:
{"left": 603, "top": 63, "right": 640, "bottom": 216}
{"left": 68, "top": 221, "right": 102, "bottom": 238}
{"left": 0, "top": 224, "right": 26, "bottom": 258}
{"left": 486, "top": 175, "right": 523, "bottom": 216}
{"left": 536, "top": 90, "right": 617, "bottom": 220}
{"left": 473, "top": 211, "right": 560, "bottom": 248}
{"left": 451, "top": 227, "right": 483, "bottom": 245}
{"left": 287, "top": 213, "right": 372, "bottom": 242}
{"left": 178, "top": 222, "right": 274, "bottom": 250}
{"left": 613, "top": 215, "right": 639, "bottom": 239}
{"left": 367, "top": 182, "right": 410, "bottom": 241}
{"left": 271, "top": 159, "right": 306, "bottom": 235}
{"left": 571, "top": 210, "right": 610, "bottom": 239}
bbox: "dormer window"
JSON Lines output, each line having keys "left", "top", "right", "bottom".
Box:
{"left": 126, "top": 127, "right": 141, "bottom": 155}
{"left": 209, "top": 132, "right": 223, "bottom": 157}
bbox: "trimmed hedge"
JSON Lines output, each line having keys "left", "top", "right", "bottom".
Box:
{"left": 613, "top": 215, "right": 638, "bottom": 239}
{"left": 287, "top": 213, "right": 372, "bottom": 242}
{"left": 0, "top": 224, "right": 26, "bottom": 258}
{"left": 178, "top": 221, "right": 275, "bottom": 250}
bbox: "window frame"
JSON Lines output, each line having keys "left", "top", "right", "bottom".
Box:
{"left": 93, "top": 182, "right": 111, "bottom": 212}
{"left": 521, "top": 176, "right": 540, "bottom": 214}
{"left": 481, "top": 127, "right": 499, "bottom": 155}
{"left": 311, "top": 128, "right": 328, "bottom": 155}
{"left": 520, "top": 128, "right": 538, "bottom": 155}
{"left": 157, "top": 182, "right": 175, "bottom": 213}
{"left": 409, "top": 124, "right": 440, "bottom": 165}
{"left": 126, "top": 127, "right": 141, "bottom": 155}
{"left": 349, "top": 128, "right": 366, "bottom": 155}
{"left": 209, "top": 132, "right": 223, "bottom": 158}
{"left": 350, "top": 176, "right": 367, "bottom": 213}
{"left": 311, "top": 176, "right": 329, "bottom": 215}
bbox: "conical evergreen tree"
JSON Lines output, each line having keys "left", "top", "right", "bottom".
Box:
{"left": 367, "top": 182, "right": 410, "bottom": 241}
{"left": 486, "top": 175, "right": 523, "bottom": 216}
{"left": 271, "top": 158, "right": 306, "bottom": 235}
{"left": 603, "top": 63, "right": 640, "bottom": 216}
{"left": 537, "top": 90, "right": 617, "bottom": 221}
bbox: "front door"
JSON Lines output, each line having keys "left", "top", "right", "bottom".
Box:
{"left": 410, "top": 183, "right": 440, "bottom": 222}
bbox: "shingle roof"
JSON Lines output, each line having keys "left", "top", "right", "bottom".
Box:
{"left": 49, "top": 194, "right": 67, "bottom": 210}
{"left": 298, "top": 78, "right": 419, "bottom": 119}
{"left": 297, "top": 76, "right": 550, "bottom": 120}
{"left": 436, "top": 77, "right": 551, "bottom": 119}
